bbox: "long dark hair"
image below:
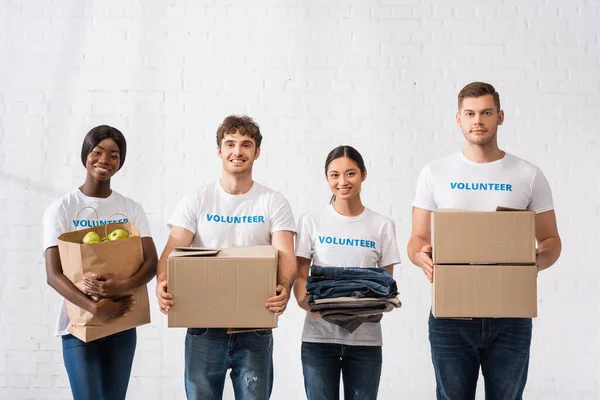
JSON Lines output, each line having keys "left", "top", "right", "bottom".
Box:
{"left": 80, "top": 125, "right": 127, "bottom": 170}
{"left": 324, "top": 145, "right": 367, "bottom": 204}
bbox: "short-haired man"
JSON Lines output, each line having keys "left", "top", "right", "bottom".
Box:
{"left": 156, "top": 115, "right": 296, "bottom": 400}
{"left": 408, "top": 82, "right": 562, "bottom": 400}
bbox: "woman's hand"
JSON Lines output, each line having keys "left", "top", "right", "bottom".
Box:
{"left": 83, "top": 273, "right": 129, "bottom": 298}
{"left": 90, "top": 296, "right": 134, "bottom": 318}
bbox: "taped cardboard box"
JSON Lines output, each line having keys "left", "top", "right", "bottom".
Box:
{"left": 431, "top": 209, "right": 537, "bottom": 318}
{"left": 167, "top": 245, "right": 278, "bottom": 328}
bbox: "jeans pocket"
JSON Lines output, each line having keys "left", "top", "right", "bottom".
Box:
{"left": 252, "top": 329, "right": 273, "bottom": 337}
{"left": 187, "top": 328, "right": 209, "bottom": 336}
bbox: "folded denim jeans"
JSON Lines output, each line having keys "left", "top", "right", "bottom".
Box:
{"left": 309, "top": 265, "right": 396, "bottom": 286}
{"left": 311, "top": 301, "right": 391, "bottom": 312}
{"left": 312, "top": 296, "right": 402, "bottom": 308}
{"left": 306, "top": 279, "right": 395, "bottom": 299}
{"left": 306, "top": 265, "right": 398, "bottom": 300}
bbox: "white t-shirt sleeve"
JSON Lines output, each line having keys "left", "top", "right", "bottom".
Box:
{"left": 42, "top": 203, "right": 67, "bottom": 251}
{"left": 412, "top": 164, "right": 436, "bottom": 211}
{"left": 295, "top": 214, "right": 313, "bottom": 260}
{"left": 168, "top": 192, "right": 199, "bottom": 234}
{"left": 379, "top": 219, "right": 402, "bottom": 267}
{"left": 131, "top": 201, "right": 152, "bottom": 238}
{"left": 269, "top": 192, "right": 296, "bottom": 233}
{"left": 528, "top": 167, "right": 554, "bottom": 214}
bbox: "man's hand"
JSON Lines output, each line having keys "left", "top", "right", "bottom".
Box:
{"left": 90, "top": 296, "right": 134, "bottom": 318}
{"left": 536, "top": 249, "right": 543, "bottom": 274}
{"left": 156, "top": 280, "right": 173, "bottom": 314}
{"left": 415, "top": 244, "right": 434, "bottom": 283}
{"left": 83, "top": 273, "right": 128, "bottom": 298}
{"left": 265, "top": 285, "right": 290, "bottom": 316}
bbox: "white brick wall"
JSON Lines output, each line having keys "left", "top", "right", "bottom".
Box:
{"left": 1, "top": 0, "right": 598, "bottom": 398}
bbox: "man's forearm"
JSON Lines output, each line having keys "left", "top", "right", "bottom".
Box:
{"left": 407, "top": 236, "right": 429, "bottom": 265}
{"left": 277, "top": 253, "right": 297, "bottom": 290}
{"left": 156, "top": 257, "right": 168, "bottom": 283}
{"left": 538, "top": 236, "right": 562, "bottom": 271}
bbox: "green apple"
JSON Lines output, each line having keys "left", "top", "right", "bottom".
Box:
{"left": 82, "top": 231, "right": 101, "bottom": 244}
{"left": 129, "top": 232, "right": 135, "bottom": 237}
{"left": 108, "top": 228, "right": 129, "bottom": 241}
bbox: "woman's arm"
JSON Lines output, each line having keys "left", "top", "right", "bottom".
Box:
{"left": 294, "top": 256, "right": 312, "bottom": 312}
{"left": 82, "top": 237, "right": 158, "bottom": 297}
{"left": 45, "top": 246, "right": 132, "bottom": 317}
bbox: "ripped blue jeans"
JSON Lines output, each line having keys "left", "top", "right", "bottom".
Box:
{"left": 185, "top": 328, "right": 273, "bottom": 400}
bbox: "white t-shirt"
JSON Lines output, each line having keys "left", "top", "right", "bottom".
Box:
{"left": 42, "top": 189, "right": 152, "bottom": 336}
{"left": 168, "top": 181, "right": 296, "bottom": 248}
{"left": 413, "top": 152, "right": 554, "bottom": 213}
{"left": 295, "top": 205, "right": 402, "bottom": 347}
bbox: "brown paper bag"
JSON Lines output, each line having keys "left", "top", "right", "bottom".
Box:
{"left": 57, "top": 221, "right": 151, "bottom": 342}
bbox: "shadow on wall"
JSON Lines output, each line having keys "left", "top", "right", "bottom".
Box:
{"left": 0, "top": 170, "right": 69, "bottom": 200}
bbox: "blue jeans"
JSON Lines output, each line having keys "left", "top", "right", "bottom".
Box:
{"left": 301, "top": 342, "right": 382, "bottom": 400}
{"left": 429, "top": 313, "right": 532, "bottom": 400}
{"left": 309, "top": 266, "right": 396, "bottom": 286}
{"left": 307, "top": 266, "right": 398, "bottom": 300}
{"left": 306, "top": 279, "right": 394, "bottom": 299}
{"left": 185, "top": 328, "right": 273, "bottom": 400}
{"left": 62, "top": 328, "right": 137, "bottom": 400}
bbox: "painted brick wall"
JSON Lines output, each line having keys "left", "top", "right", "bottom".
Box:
{"left": 1, "top": 0, "right": 598, "bottom": 398}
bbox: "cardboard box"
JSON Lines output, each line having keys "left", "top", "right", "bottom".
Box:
{"left": 431, "top": 209, "right": 537, "bottom": 318}
{"left": 433, "top": 264, "right": 537, "bottom": 318}
{"left": 167, "top": 245, "right": 278, "bottom": 328}
{"left": 432, "top": 209, "right": 536, "bottom": 264}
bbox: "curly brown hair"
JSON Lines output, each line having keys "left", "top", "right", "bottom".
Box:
{"left": 216, "top": 115, "right": 262, "bottom": 149}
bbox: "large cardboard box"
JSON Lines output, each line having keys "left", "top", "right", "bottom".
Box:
{"left": 433, "top": 264, "right": 537, "bottom": 318}
{"left": 431, "top": 209, "right": 537, "bottom": 318}
{"left": 432, "top": 209, "right": 536, "bottom": 264}
{"left": 167, "top": 245, "right": 278, "bottom": 328}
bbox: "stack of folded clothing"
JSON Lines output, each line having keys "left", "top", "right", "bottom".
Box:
{"left": 305, "top": 265, "right": 401, "bottom": 333}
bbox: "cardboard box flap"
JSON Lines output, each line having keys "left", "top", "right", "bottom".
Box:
{"left": 174, "top": 247, "right": 221, "bottom": 251}
{"left": 216, "top": 245, "right": 277, "bottom": 259}
{"left": 168, "top": 248, "right": 219, "bottom": 258}
{"left": 170, "top": 247, "right": 221, "bottom": 258}
{"left": 168, "top": 245, "right": 276, "bottom": 259}
{"left": 495, "top": 206, "right": 526, "bottom": 212}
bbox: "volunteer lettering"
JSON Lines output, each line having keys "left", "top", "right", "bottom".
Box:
{"left": 450, "top": 182, "right": 513, "bottom": 191}
{"left": 318, "top": 236, "right": 376, "bottom": 249}
{"left": 206, "top": 214, "right": 266, "bottom": 224}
